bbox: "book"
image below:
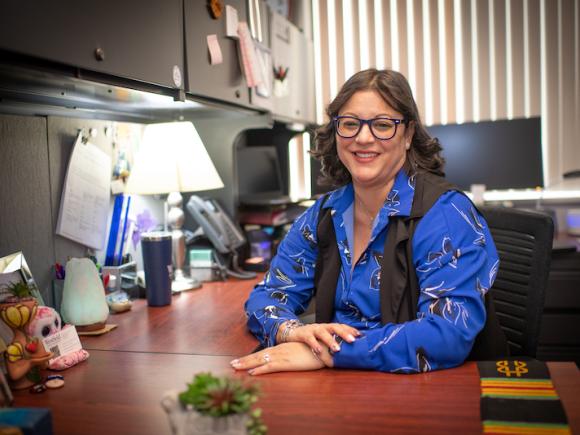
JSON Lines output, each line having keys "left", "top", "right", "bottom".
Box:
{"left": 238, "top": 204, "right": 307, "bottom": 226}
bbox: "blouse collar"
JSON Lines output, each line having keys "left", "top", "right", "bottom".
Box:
{"left": 322, "top": 166, "right": 416, "bottom": 218}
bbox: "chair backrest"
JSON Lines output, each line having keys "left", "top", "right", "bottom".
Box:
{"left": 480, "top": 206, "right": 554, "bottom": 357}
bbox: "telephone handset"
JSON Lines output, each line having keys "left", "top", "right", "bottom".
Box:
{"left": 185, "top": 195, "right": 255, "bottom": 279}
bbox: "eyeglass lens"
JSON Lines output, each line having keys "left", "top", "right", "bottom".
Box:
{"left": 336, "top": 117, "right": 398, "bottom": 139}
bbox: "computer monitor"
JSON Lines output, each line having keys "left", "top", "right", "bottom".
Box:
{"left": 237, "top": 146, "right": 291, "bottom": 206}
{"left": 310, "top": 117, "right": 543, "bottom": 194}
{"left": 427, "top": 117, "right": 543, "bottom": 190}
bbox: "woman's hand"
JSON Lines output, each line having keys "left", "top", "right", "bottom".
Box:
{"left": 230, "top": 342, "right": 333, "bottom": 376}
{"left": 278, "top": 322, "right": 360, "bottom": 354}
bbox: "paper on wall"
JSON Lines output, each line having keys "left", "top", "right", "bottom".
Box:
{"left": 254, "top": 41, "right": 272, "bottom": 98}
{"left": 55, "top": 132, "right": 111, "bottom": 250}
{"left": 225, "top": 5, "right": 239, "bottom": 38}
{"left": 237, "top": 21, "right": 263, "bottom": 88}
{"left": 207, "top": 34, "right": 223, "bottom": 65}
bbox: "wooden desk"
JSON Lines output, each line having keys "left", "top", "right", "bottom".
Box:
{"left": 12, "top": 354, "right": 580, "bottom": 435}
{"left": 81, "top": 277, "right": 260, "bottom": 356}
{"left": 9, "top": 276, "right": 580, "bottom": 434}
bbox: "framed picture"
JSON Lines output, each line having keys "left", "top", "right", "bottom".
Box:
{"left": 0, "top": 251, "right": 45, "bottom": 305}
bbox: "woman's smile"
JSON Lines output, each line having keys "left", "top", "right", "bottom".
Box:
{"left": 352, "top": 150, "right": 380, "bottom": 162}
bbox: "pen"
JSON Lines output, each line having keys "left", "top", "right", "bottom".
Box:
{"left": 55, "top": 263, "right": 65, "bottom": 280}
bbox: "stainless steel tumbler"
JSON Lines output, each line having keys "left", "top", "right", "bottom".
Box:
{"left": 141, "top": 231, "right": 173, "bottom": 306}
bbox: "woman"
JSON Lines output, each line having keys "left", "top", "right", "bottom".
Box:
{"left": 231, "top": 69, "right": 499, "bottom": 375}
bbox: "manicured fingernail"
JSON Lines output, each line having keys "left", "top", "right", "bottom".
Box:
{"left": 248, "top": 369, "right": 255, "bottom": 375}
{"left": 333, "top": 345, "right": 341, "bottom": 352}
{"left": 347, "top": 334, "right": 356, "bottom": 342}
{"left": 355, "top": 331, "right": 362, "bottom": 336}
{"left": 315, "top": 347, "right": 322, "bottom": 354}
{"left": 230, "top": 359, "right": 240, "bottom": 367}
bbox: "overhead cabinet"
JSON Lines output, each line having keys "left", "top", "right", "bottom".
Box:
{"left": 184, "top": 0, "right": 250, "bottom": 107}
{"left": 0, "top": 0, "right": 184, "bottom": 90}
{"left": 0, "top": 0, "right": 315, "bottom": 122}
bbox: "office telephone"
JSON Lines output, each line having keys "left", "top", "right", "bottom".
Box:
{"left": 185, "top": 195, "right": 255, "bottom": 279}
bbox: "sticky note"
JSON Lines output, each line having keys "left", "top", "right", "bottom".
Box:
{"left": 206, "top": 34, "right": 223, "bottom": 65}
{"left": 226, "top": 5, "right": 239, "bottom": 38}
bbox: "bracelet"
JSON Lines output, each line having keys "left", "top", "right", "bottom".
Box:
{"left": 280, "top": 319, "right": 303, "bottom": 343}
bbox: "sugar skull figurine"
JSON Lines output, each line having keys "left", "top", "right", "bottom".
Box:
{"left": 25, "top": 306, "right": 62, "bottom": 339}
{"left": 24, "top": 306, "right": 89, "bottom": 371}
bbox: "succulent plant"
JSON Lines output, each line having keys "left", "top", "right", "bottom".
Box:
{"left": 178, "top": 372, "right": 267, "bottom": 434}
{"left": 3, "top": 281, "right": 33, "bottom": 300}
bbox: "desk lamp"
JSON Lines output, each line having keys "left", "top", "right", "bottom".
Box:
{"left": 125, "top": 121, "right": 224, "bottom": 292}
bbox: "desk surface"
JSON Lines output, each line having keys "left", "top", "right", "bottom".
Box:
{"left": 12, "top": 353, "right": 579, "bottom": 435}
{"left": 10, "top": 277, "right": 580, "bottom": 435}
{"left": 81, "top": 277, "right": 259, "bottom": 356}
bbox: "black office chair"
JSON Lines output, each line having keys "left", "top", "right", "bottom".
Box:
{"left": 480, "top": 206, "right": 554, "bottom": 358}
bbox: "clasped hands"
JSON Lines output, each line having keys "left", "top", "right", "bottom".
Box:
{"left": 230, "top": 322, "right": 360, "bottom": 376}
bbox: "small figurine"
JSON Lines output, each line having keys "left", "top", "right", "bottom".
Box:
{"left": 25, "top": 305, "right": 61, "bottom": 339}
{"left": 0, "top": 282, "right": 52, "bottom": 389}
{"left": 26, "top": 306, "right": 89, "bottom": 371}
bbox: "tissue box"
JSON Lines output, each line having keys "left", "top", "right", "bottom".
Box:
{"left": 189, "top": 249, "right": 225, "bottom": 282}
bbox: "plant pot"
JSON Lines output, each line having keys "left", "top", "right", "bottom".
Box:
{"left": 161, "top": 390, "right": 249, "bottom": 435}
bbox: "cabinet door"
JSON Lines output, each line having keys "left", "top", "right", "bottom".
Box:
{"left": 292, "top": 29, "right": 316, "bottom": 124}
{"left": 270, "top": 11, "right": 316, "bottom": 124}
{"left": 184, "top": 0, "right": 250, "bottom": 106}
{"left": 270, "top": 12, "right": 295, "bottom": 121}
{"left": 0, "top": 0, "right": 184, "bottom": 89}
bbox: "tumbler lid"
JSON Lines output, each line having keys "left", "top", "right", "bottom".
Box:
{"left": 141, "top": 231, "right": 172, "bottom": 241}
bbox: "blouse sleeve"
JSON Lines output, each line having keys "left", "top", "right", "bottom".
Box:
{"left": 332, "top": 191, "right": 500, "bottom": 373}
{"left": 244, "top": 200, "right": 323, "bottom": 348}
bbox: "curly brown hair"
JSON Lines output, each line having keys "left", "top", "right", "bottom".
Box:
{"left": 311, "top": 68, "right": 445, "bottom": 187}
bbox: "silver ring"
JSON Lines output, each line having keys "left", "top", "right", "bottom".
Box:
{"left": 262, "top": 353, "right": 271, "bottom": 364}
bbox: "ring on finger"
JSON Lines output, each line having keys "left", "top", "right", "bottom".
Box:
{"left": 262, "top": 353, "right": 271, "bottom": 364}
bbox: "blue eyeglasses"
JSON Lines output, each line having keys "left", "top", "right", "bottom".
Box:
{"left": 333, "top": 116, "right": 405, "bottom": 140}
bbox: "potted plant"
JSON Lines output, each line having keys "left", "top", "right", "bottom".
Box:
{"left": 161, "top": 372, "right": 267, "bottom": 435}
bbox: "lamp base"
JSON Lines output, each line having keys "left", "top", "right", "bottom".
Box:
{"left": 171, "top": 269, "right": 202, "bottom": 293}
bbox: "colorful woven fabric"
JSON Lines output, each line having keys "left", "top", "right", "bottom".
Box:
{"left": 478, "top": 360, "right": 571, "bottom": 435}
{"left": 481, "top": 378, "right": 559, "bottom": 400}
{"left": 482, "top": 420, "right": 571, "bottom": 434}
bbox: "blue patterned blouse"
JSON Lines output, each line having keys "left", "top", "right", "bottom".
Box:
{"left": 244, "top": 168, "right": 499, "bottom": 373}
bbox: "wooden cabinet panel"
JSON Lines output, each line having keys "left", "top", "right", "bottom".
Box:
{"left": 184, "top": 0, "right": 250, "bottom": 106}
{"left": 0, "top": 0, "right": 184, "bottom": 89}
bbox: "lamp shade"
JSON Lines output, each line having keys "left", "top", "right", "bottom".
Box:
{"left": 125, "top": 121, "right": 224, "bottom": 194}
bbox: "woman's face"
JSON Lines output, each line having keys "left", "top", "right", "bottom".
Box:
{"left": 335, "top": 89, "right": 414, "bottom": 191}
